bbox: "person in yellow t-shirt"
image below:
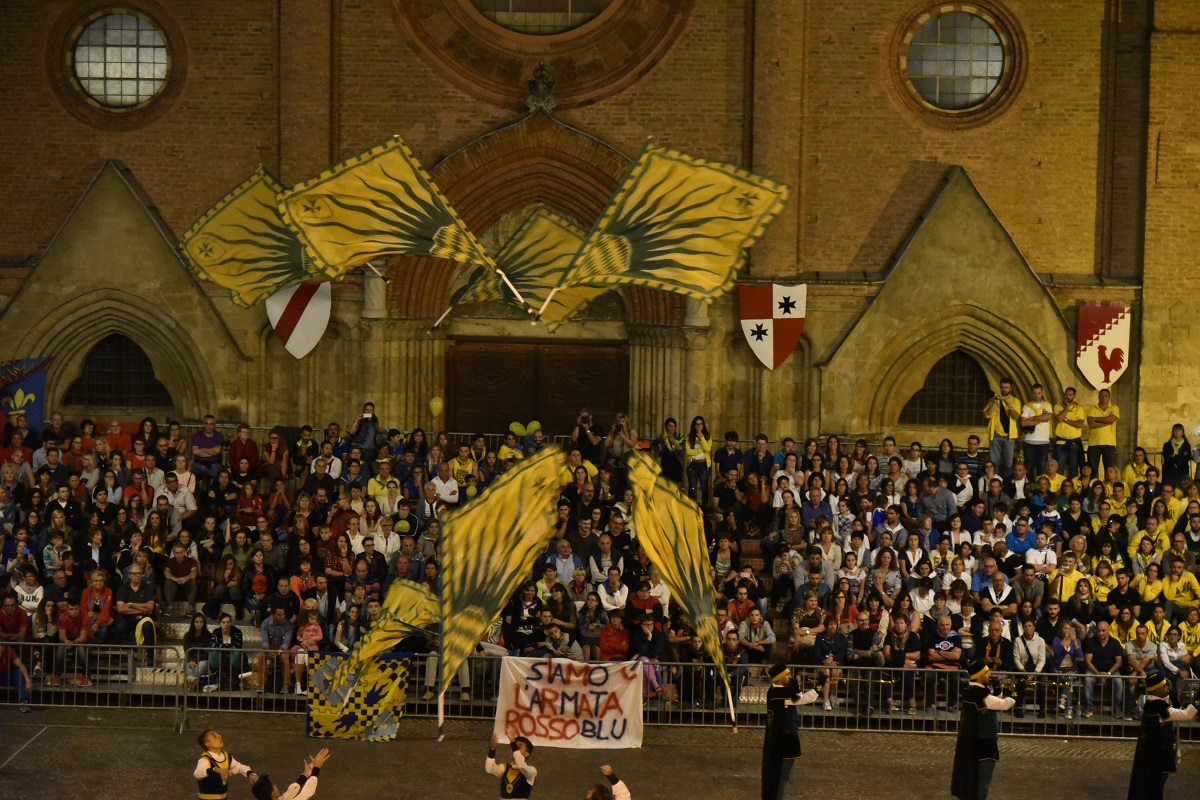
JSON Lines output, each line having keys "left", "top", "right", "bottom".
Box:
{"left": 1038, "top": 457, "right": 1068, "bottom": 495}
{"left": 450, "top": 444, "right": 480, "bottom": 487}
{"left": 1144, "top": 603, "right": 1171, "bottom": 644}
{"left": 1163, "top": 559, "right": 1200, "bottom": 620}
{"left": 1052, "top": 386, "right": 1087, "bottom": 480}
{"left": 1085, "top": 388, "right": 1119, "bottom": 475}
{"left": 984, "top": 378, "right": 1022, "bottom": 479}
{"left": 1122, "top": 448, "right": 1151, "bottom": 491}
{"left": 1180, "top": 607, "right": 1200, "bottom": 657}
{"left": 1048, "top": 552, "right": 1085, "bottom": 603}
{"left": 683, "top": 416, "right": 713, "bottom": 507}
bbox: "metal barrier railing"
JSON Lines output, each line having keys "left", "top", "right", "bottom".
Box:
{"left": 7, "top": 644, "right": 1197, "bottom": 741}
{"left": 0, "top": 640, "right": 186, "bottom": 729}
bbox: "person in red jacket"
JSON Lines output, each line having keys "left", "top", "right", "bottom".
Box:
{"left": 598, "top": 612, "right": 630, "bottom": 662}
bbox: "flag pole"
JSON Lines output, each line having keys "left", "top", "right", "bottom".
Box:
{"left": 726, "top": 677, "right": 738, "bottom": 734}
{"left": 428, "top": 305, "right": 455, "bottom": 332}
{"left": 437, "top": 690, "right": 445, "bottom": 742}
{"left": 495, "top": 269, "right": 527, "bottom": 308}
{"left": 536, "top": 286, "right": 560, "bottom": 318}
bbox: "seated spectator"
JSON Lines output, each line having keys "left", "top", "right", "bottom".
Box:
{"left": 597, "top": 567, "right": 628, "bottom": 613}
{"left": 539, "top": 622, "right": 584, "bottom": 663}
{"left": 738, "top": 607, "right": 775, "bottom": 669}
{"left": 598, "top": 612, "right": 629, "bottom": 662}
{"left": 1051, "top": 619, "right": 1084, "bottom": 718}
{"left": 268, "top": 576, "right": 302, "bottom": 625}
{"left": 81, "top": 569, "right": 114, "bottom": 644}
{"left": 630, "top": 615, "right": 666, "bottom": 696}
{"left": 114, "top": 564, "right": 156, "bottom": 651}
{"left": 577, "top": 592, "right": 608, "bottom": 662}
{"left": 924, "top": 614, "right": 963, "bottom": 711}
{"left": 163, "top": 543, "right": 200, "bottom": 618}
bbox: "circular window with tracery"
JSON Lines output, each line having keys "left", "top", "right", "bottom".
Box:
{"left": 69, "top": 12, "right": 169, "bottom": 109}
{"left": 471, "top": 0, "right": 614, "bottom": 36}
{"left": 894, "top": 3, "right": 1024, "bottom": 126}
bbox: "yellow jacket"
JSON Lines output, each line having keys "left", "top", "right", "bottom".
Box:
{"left": 684, "top": 435, "right": 713, "bottom": 467}
{"left": 1163, "top": 572, "right": 1200, "bottom": 608}
{"left": 984, "top": 395, "right": 1022, "bottom": 440}
{"left": 1122, "top": 462, "right": 1149, "bottom": 489}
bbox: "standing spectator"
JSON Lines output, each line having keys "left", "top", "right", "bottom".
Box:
{"left": 254, "top": 606, "right": 294, "bottom": 694}
{"left": 1161, "top": 424, "right": 1195, "bottom": 487}
{"left": 983, "top": 378, "right": 1021, "bottom": 479}
{"left": 684, "top": 416, "right": 713, "bottom": 506}
{"left": 1020, "top": 384, "right": 1054, "bottom": 478}
{"left": 227, "top": 424, "right": 258, "bottom": 474}
{"left": 925, "top": 614, "right": 963, "bottom": 710}
{"left": 1086, "top": 389, "right": 1120, "bottom": 474}
{"left": 1012, "top": 617, "right": 1048, "bottom": 718}
{"left": 0, "top": 643, "right": 33, "bottom": 712}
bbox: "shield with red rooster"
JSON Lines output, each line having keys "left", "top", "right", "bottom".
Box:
{"left": 1076, "top": 302, "right": 1131, "bottom": 389}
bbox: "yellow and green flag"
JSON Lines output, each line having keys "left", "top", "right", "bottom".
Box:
{"left": 278, "top": 137, "right": 494, "bottom": 280}
{"left": 453, "top": 205, "right": 606, "bottom": 331}
{"left": 625, "top": 450, "right": 730, "bottom": 698}
{"left": 437, "top": 446, "right": 563, "bottom": 697}
{"left": 557, "top": 143, "right": 788, "bottom": 302}
{"left": 181, "top": 167, "right": 312, "bottom": 307}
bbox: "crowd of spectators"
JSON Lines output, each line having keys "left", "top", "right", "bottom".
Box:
{"left": 2, "top": 385, "right": 1200, "bottom": 718}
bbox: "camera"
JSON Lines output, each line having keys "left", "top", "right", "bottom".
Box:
{"left": 581, "top": 415, "right": 590, "bottom": 425}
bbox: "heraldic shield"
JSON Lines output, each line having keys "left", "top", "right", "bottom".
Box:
{"left": 738, "top": 284, "right": 807, "bottom": 370}
{"left": 1076, "top": 301, "right": 1131, "bottom": 389}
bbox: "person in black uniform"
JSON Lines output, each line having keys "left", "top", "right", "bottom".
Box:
{"left": 951, "top": 659, "right": 1015, "bottom": 800}
{"left": 487, "top": 725, "right": 538, "bottom": 798}
{"left": 1127, "top": 672, "right": 1198, "bottom": 800}
{"left": 761, "top": 662, "right": 820, "bottom": 800}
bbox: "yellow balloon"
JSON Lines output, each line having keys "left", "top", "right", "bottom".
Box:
{"left": 466, "top": 485, "right": 478, "bottom": 498}
{"left": 394, "top": 519, "right": 411, "bottom": 534}
{"left": 526, "top": 420, "right": 541, "bottom": 434}
{"left": 509, "top": 421, "right": 527, "bottom": 437}
{"left": 429, "top": 396, "right": 444, "bottom": 417}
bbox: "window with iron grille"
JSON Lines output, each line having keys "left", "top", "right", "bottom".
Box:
{"left": 64, "top": 334, "right": 173, "bottom": 407}
{"left": 899, "top": 350, "right": 990, "bottom": 427}
{"left": 471, "top": 0, "right": 612, "bottom": 35}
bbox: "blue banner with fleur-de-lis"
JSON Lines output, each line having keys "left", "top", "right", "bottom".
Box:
{"left": 0, "top": 358, "right": 52, "bottom": 432}
{"left": 306, "top": 651, "right": 413, "bottom": 742}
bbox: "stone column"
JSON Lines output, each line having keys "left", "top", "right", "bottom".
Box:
{"left": 361, "top": 272, "right": 388, "bottom": 319}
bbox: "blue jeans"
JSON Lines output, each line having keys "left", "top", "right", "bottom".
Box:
{"left": 1083, "top": 673, "right": 1125, "bottom": 715}
{"left": 989, "top": 437, "right": 1015, "bottom": 479}
{"left": 1055, "top": 439, "right": 1083, "bottom": 479}
{"left": 1023, "top": 442, "right": 1049, "bottom": 478}
{"left": 686, "top": 461, "right": 711, "bottom": 506}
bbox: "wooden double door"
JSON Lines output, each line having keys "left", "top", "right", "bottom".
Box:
{"left": 447, "top": 339, "right": 629, "bottom": 438}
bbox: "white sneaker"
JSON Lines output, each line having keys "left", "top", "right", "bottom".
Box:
{"left": 202, "top": 684, "right": 219, "bottom": 693}
{"left": 422, "top": 689, "right": 435, "bottom": 701}
{"left": 294, "top": 683, "right": 302, "bottom": 695}
{"left": 823, "top": 700, "right": 832, "bottom": 711}
{"left": 461, "top": 691, "right": 471, "bottom": 702}
{"left": 239, "top": 671, "right": 254, "bottom": 680}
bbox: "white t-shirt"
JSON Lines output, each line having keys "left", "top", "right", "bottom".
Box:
{"left": 1022, "top": 401, "right": 1053, "bottom": 445}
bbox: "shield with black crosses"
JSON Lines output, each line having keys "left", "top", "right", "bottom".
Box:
{"left": 738, "top": 283, "right": 807, "bottom": 370}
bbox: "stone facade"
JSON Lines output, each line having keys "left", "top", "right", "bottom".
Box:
{"left": 0, "top": 1, "right": 1191, "bottom": 451}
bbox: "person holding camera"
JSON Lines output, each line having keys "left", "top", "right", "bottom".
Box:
{"left": 347, "top": 402, "right": 381, "bottom": 464}
{"left": 983, "top": 378, "right": 1022, "bottom": 480}
{"left": 572, "top": 408, "right": 605, "bottom": 467}
{"left": 604, "top": 413, "right": 637, "bottom": 470}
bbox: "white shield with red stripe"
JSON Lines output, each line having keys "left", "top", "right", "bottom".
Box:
{"left": 265, "top": 282, "right": 332, "bottom": 359}
{"left": 738, "top": 283, "right": 807, "bottom": 370}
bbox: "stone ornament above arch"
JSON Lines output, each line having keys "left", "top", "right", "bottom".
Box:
{"left": 391, "top": 0, "right": 693, "bottom": 109}
{"left": 387, "top": 111, "right": 683, "bottom": 328}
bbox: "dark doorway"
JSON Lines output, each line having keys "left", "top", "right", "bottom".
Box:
{"left": 447, "top": 339, "right": 628, "bottom": 437}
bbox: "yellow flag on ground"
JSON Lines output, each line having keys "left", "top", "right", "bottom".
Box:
{"left": 181, "top": 167, "right": 312, "bottom": 307}
{"left": 453, "top": 206, "right": 606, "bottom": 331}
{"left": 557, "top": 143, "right": 788, "bottom": 301}
{"left": 278, "top": 137, "right": 494, "bottom": 279}
{"left": 325, "top": 579, "right": 439, "bottom": 703}
{"left": 625, "top": 450, "right": 730, "bottom": 697}
{"left": 437, "top": 446, "right": 563, "bottom": 697}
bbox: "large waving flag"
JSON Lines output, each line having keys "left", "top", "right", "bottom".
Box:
{"left": 323, "top": 579, "right": 439, "bottom": 706}
{"left": 278, "top": 137, "right": 494, "bottom": 281}
{"left": 0, "top": 358, "right": 52, "bottom": 432}
{"left": 453, "top": 206, "right": 606, "bottom": 331}
{"left": 554, "top": 143, "right": 788, "bottom": 303}
{"left": 181, "top": 167, "right": 311, "bottom": 308}
{"left": 625, "top": 450, "right": 731, "bottom": 707}
{"left": 437, "top": 446, "right": 563, "bottom": 702}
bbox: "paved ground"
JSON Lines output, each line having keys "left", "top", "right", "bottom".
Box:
{"left": 0, "top": 707, "right": 1197, "bottom": 798}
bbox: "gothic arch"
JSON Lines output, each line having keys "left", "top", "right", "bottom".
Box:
{"left": 867, "top": 307, "right": 1062, "bottom": 431}
{"left": 386, "top": 111, "right": 683, "bottom": 326}
{"left": 10, "top": 288, "right": 216, "bottom": 417}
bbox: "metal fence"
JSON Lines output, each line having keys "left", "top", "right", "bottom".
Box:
{"left": 4, "top": 643, "right": 1197, "bottom": 742}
